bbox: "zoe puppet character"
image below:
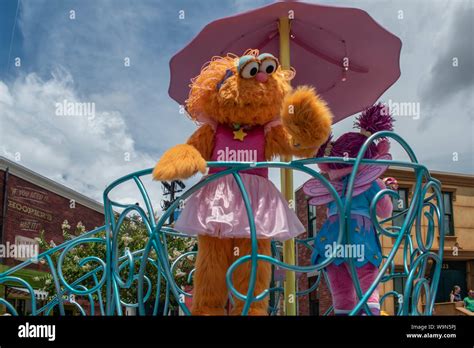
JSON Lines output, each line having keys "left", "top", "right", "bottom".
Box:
{"left": 153, "top": 49, "right": 332, "bottom": 315}
{"left": 303, "top": 104, "right": 394, "bottom": 315}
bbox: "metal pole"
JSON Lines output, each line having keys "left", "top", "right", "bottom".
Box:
{"left": 279, "top": 16, "right": 296, "bottom": 316}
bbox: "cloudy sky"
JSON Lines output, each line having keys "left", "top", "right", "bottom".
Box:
{"left": 0, "top": 0, "right": 472, "bottom": 207}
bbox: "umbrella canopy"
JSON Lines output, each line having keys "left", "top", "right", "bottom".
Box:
{"left": 168, "top": 0, "right": 401, "bottom": 123}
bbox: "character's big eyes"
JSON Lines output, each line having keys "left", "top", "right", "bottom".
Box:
{"left": 240, "top": 61, "right": 260, "bottom": 79}
{"left": 259, "top": 58, "right": 278, "bottom": 75}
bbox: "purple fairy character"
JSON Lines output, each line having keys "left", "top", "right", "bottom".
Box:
{"left": 303, "top": 103, "right": 395, "bottom": 316}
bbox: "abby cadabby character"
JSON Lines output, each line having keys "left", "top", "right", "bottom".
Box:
{"left": 303, "top": 104, "right": 394, "bottom": 315}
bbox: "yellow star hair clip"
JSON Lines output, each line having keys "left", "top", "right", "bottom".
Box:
{"left": 233, "top": 128, "right": 247, "bottom": 141}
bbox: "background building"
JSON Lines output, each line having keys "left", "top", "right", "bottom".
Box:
{"left": 0, "top": 156, "right": 104, "bottom": 315}
{"left": 295, "top": 168, "right": 474, "bottom": 315}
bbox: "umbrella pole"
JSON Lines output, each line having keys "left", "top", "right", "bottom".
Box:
{"left": 279, "top": 16, "right": 296, "bottom": 316}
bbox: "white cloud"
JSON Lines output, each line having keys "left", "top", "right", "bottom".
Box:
{"left": 0, "top": 70, "right": 160, "bottom": 206}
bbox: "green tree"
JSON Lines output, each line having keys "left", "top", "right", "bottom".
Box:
{"left": 35, "top": 215, "right": 196, "bottom": 314}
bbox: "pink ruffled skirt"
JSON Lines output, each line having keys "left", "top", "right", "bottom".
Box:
{"left": 174, "top": 174, "right": 305, "bottom": 241}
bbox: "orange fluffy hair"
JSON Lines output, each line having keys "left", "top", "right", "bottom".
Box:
{"left": 186, "top": 49, "right": 295, "bottom": 127}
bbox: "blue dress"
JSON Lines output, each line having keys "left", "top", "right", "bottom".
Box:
{"left": 311, "top": 180, "right": 383, "bottom": 268}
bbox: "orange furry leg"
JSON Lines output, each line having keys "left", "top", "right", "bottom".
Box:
{"left": 191, "top": 235, "right": 233, "bottom": 316}
{"left": 230, "top": 238, "right": 272, "bottom": 316}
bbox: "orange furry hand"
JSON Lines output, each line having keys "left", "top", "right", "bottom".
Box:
{"left": 281, "top": 86, "right": 333, "bottom": 151}
{"left": 152, "top": 144, "right": 207, "bottom": 181}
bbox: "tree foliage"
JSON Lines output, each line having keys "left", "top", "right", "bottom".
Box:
{"left": 35, "top": 216, "right": 196, "bottom": 314}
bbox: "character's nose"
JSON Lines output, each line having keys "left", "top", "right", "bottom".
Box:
{"left": 255, "top": 72, "right": 268, "bottom": 83}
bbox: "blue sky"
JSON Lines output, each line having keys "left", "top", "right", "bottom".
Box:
{"left": 0, "top": 0, "right": 472, "bottom": 204}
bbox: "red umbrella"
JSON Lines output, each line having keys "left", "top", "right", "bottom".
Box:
{"left": 168, "top": 0, "right": 401, "bottom": 123}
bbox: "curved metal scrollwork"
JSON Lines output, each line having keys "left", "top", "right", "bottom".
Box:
{"left": 0, "top": 131, "right": 443, "bottom": 316}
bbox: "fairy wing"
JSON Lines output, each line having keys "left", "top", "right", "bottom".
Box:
{"left": 304, "top": 181, "right": 372, "bottom": 205}
{"left": 303, "top": 179, "right": 344, "bottom": 205}
{"left": 352, "top": 153, "right": 392, "bottom": 187}
{"left": 304, "top": 153, "right": 392, "bottom": 206}
{"left": 303, "top": 178, "right": 343, "bottom": 197}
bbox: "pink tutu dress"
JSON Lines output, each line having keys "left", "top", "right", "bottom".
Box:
{"left": 174, "top": 121, "right": 305, "bottom": 241}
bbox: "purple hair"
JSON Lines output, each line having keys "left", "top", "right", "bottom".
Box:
{"left": 317, "top": 103, "right": 394, "bottom": 170}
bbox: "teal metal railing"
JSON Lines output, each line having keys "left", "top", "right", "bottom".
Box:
{"left": 0, "top": 132, "right": 444, "bottom": 316}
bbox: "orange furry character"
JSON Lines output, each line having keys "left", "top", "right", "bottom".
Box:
{"left": 153, "top": 50, "right": 332, "bottom": 315}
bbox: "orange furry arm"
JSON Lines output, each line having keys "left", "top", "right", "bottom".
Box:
{"left": 152, "top": 125, "right": 215, "bottom": 181}
{"left": 277, "top": 86, "right": 332, "bottom": 158}
{"left": 265, "top": 125, "right": 317, "bottom": 159}
{"left": 186, "top": 124, "right": 215, "bottom": 160}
